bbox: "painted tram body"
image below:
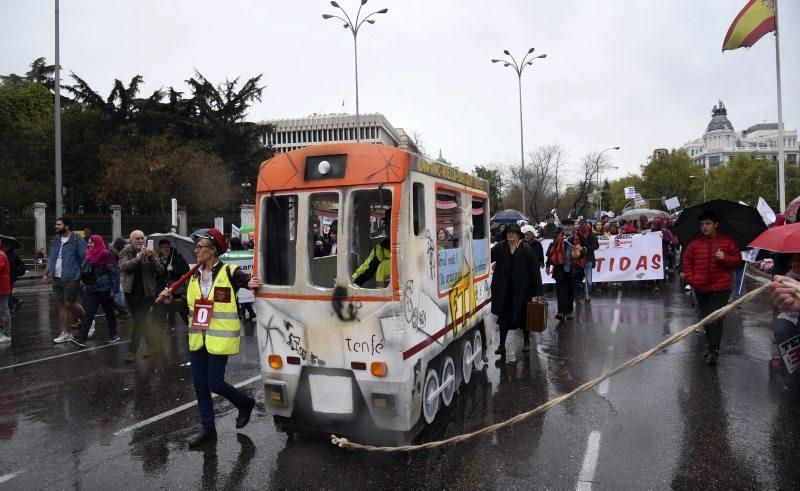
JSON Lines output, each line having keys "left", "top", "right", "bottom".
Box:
{"left": 253, "top": 143, "right": 492, "bottom": 443}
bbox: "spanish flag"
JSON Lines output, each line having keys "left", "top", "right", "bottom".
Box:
{"left": 722, "top": 0, "right": 776, "bottom": 51}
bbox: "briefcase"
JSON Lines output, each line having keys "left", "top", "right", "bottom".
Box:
{"left": 526, "top": 301, "right": 548, "bottom": 332}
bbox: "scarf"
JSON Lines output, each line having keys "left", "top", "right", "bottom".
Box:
{"left": 85, "top": 235, "right": 117, "bottom": 269}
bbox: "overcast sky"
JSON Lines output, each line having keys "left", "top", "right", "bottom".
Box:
{"left": 2, "top": 0, "right": 798, "bottom": 182}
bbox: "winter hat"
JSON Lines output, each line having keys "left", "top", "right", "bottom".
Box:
{"left": 196, "top": 228, "right": 228, "bottom": 255}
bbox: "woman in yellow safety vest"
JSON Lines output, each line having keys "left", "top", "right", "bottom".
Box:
{"left": 159, "top": 228, "right": 263, "bottom": 448}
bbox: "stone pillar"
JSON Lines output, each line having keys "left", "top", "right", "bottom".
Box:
{"left": 240, "top": 204, "right": 255, "bottom": 227}
{"left": 177, "top": 207, "right": 188, "bottom": 237}
{"left": 33, "top": 202, "right": 47, "bottom": 254}
{"left": 110, "top": 205, "right": 122, "bottom": 240}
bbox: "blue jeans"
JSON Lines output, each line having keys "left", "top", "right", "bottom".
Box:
{"left": 584, "top": 261, "right": 594, "bottom": 291}
{"left": 77, "top": 290, "right": 118, "bottom": 342}
{"left": 0, "top": 295, "right": 10, "bottom": 336}
{"left": 190, "top": 345, "right": 252, "bottom": 431}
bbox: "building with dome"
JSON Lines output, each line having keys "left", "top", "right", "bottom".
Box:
{"left": 680, "top": 100, "right": 798, "bottom": 170}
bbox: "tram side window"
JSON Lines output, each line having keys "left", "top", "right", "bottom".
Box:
{"left": 412, "top": 183, "right": 425, "bottom": 236}
{"left": 261, "top": 195, "right": 298, "bottom": 286}
{"left": 472, "top": 198, "right": 487, "bottom": 239}
{"left": 435, "top": 190, "right": 461, "bottom": 249}
{"left": 309, "top": 192, "right": 339, "bottom": 288}
{"left": 350, "top": 189, "right": 393, "bottom": 289}
{"left": 472, "top": 197, "right": 490, "bottom": 277}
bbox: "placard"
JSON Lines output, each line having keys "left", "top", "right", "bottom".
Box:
{"left": 624, "top": 186, "right": 637, "bottom": 199}
{"left": 779, "top": 334, "right": 800, "bottom": 374}
{"left": 665, "top": 196, "right": 680, "bottom": 210}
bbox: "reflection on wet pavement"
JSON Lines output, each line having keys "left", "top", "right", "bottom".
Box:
{"left": 1, "top": 278, "right": 799, "bottom": 488}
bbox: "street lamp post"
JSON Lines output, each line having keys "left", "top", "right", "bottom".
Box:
{"left": 593, "top": 146, "right": 620, "bottom": 215}
{"left": 492, "top": 48, "right": 547, "bottom": 217}
{"left": 323, "top": 0, "right": 388, "bottom": 143}
{"left": 689, "top": 175, "right": 707, "bottom": 203}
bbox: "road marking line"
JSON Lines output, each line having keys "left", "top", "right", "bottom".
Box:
{"left": 113, "top": 374, "right": 262, "bottom": 435}
{"left": 597, "top": 358, "right": 613, "bottom": 395}
{"left": 616, "top": 291, "right": 622, "bottom": 304}
{"left": 576, "top": 431, "right": 602, "bottom": 490}
{"left": 610, "top": 309, "right": 620, "bottom": 334}
{"left": 0, "top": 341, "right": 130, "bottom": 371}
{"left": 0, "top": 470, "right": 24, "bottom": 483}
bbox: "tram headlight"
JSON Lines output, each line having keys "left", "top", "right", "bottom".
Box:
{"left": 318, "top": 160, "right": 331, "bottom": 175}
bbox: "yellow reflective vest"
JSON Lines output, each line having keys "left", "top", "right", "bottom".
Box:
{"left": 352, "top": 242, "right": 391, "bottom": 286}
{"left": 187, "top": 263, "right": 241, "bottom": 355}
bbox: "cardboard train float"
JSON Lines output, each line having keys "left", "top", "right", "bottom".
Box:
{"left": 252, "top": 143, "right": 493, "bottom": 444}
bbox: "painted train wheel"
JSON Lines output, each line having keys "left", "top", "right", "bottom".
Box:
{"left": 473, "top": 329, "right": 484, "bottom": 371}
{"left": 461, "top": 339, "right": 473, "bottom": 385}
{"left": 422, "top": 368, "right": 440, "bottom": 424}
{"left": 441, "top": 356, "right": 456, "bottom": 407}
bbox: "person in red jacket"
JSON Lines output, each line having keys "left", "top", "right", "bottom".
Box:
{"left": 682, "top": 210, "right": 742, "bottom": 365}
{"left": 0, "top": 238, "right": 11, "bottom": 344}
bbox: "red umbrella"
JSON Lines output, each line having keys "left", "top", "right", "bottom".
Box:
{"left": 748, "top": 223, "right": 800, "bottom": 252}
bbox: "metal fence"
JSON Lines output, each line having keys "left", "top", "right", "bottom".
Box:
{"left": 5, "top": 209, "right": 242, "bottom": 257}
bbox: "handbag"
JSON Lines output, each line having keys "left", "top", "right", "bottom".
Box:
{"left": 80, "top": 262, "right": 97, "bottom": 285}
{"left": 526, "top": 300, "right": 548, "bottom": 332}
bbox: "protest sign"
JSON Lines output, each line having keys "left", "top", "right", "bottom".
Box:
{"left": 665, "top": 196, "right": 680, "bottom": 210}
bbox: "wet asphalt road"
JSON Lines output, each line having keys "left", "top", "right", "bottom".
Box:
{"left": 1, "top": 275, "right": 799, "bottom": 489}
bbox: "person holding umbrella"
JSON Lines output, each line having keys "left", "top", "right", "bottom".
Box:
{"left": 682, "top": 210, "right": 742, "bottom": 365}
{"left": 0, "top": 238, "right": 11, "bottom": 344}
{"left": 158, "top": 228, "right": 263, "bottom": 448}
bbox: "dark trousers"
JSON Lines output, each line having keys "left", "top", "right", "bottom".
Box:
{"left": 555, "top": 274, "right": 576, "bottom": 314}
{"left": 238, "top": 302, "right": 256, "bottom": 320}
{"left": 190, "top": 345, "right": 252, "bottom": 431}
{"left": 695, "top": 290, "right": 731, "bottom": 352}
{"left": 77, "top": 290, "right": 118, "bottom": 342}
{"left": 126, "top": 294, "right": 156, "bottom": 354}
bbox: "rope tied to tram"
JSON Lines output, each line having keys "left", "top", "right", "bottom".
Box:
{"left": 331, "top": 282, "right": 771, "bottom": 452}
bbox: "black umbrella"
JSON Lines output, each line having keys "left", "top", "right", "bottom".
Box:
{"left": 672, "top": 199, "right": 766, "bottom": 249}
{"left": 490, "top": 209, "right": 528, "bottom": 224}
{"left": 0, "top": 234, "right": 21, "bottom": 250}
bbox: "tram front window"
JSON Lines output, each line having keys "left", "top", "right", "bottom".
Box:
{"left": 350, "top": 189, "right": 392, "bottom": 289}
{"left": 261, "top": 194, "right": 297, "bottom": 286}
{"left": 308, "top": 192, "right": 339, "bottom": 288}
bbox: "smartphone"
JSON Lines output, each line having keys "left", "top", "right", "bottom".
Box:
{"left": 147, "top": 239, "right": 154, "bottom": 251}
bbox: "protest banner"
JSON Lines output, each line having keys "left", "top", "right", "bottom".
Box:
{"left": 538, "top": 232, "right": 665, "bottom": 284}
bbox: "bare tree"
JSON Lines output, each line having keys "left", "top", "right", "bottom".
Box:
{"left": 411, "top": 131, "right": 427, "bottom": 157}
{"left": 567, "top": 151, "right": 612, "bottom": 218}
{"left": 505, "top": 143, "right": 568, "bottom": 220}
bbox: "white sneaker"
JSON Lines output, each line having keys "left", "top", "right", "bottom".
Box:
{"left": 88, "top": 321, "right": 96, "bottom": 339}
{"left": 53, "top": 332, "right": 73, "bottom": 343}
{"left": 0, "top": 333, "right": 11, "bottom": 344}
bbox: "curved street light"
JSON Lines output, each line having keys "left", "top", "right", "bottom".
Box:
{"left": 595, "top": 146, "right": 620, "bottom": 214}
{"left": 492, "top": 48, "right": 547, "bottom": 216}
{"left": 322, "top": 0, "right": 389, "bottom": 143}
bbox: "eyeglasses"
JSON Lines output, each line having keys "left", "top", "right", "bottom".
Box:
{"left": 194, "top": 245, "right": 213, "bottom": 251}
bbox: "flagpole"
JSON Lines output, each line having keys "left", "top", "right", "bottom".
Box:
{"left": 774, "top": 0, "right": 786, "bottom": 211}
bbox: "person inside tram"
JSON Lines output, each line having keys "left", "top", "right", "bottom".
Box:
{"left": 352, "top": 208, "right": 391, "bottom": 287}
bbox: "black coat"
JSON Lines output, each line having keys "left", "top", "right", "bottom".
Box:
{"left": 490, "top": 241, "right": 544, "bottom": 328}
{"left": 579, "top": 231, "right": 600, "bottom": 263}
{"left": 524, "top": 238, "right": 545, "bottom": 267}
